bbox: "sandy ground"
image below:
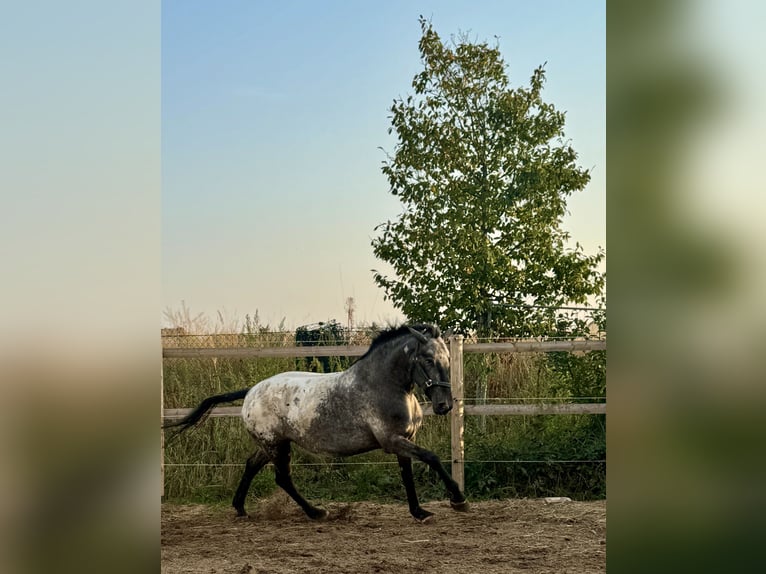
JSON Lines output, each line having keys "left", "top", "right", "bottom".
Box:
{"left": 162, "top": 494, "right": 605, "bottom": 574}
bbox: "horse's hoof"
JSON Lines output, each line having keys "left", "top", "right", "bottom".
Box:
{"left": 450, "top": 500, "right": 469, "bottom": 512}
{"left": 308, "top": 508, "right": 329, "bottom": 521}
{"left": 413, "top": 509, "right": 435, "bottom": 523}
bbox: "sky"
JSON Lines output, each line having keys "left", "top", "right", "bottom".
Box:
{"left": 162, "top": 0, "right": 605, "bottom": 330}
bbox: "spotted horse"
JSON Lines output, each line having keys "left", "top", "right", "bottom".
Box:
{"left": 164, "top": 324, "right": 468, "bottom": 522}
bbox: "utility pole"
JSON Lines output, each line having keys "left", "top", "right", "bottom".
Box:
{"left": 345, "top": 297, "right": 355, "bottom": 334}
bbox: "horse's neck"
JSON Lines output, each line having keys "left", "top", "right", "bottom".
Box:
{"left": 357, "top": 339, "right": 411, "bottom": 387}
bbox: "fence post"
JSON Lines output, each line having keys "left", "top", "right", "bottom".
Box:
{"left": 449, "top": 335, "right": 465, "bottom": 492}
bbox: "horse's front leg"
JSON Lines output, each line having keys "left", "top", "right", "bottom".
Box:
{"left": 386, "top": 436, "right": 469, "bottom": 514}
{"left": 397, "top": 455, "right": 434, "bottom": 522}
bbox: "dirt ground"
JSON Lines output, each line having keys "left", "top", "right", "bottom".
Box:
{"left": 162, "top": 494, "right": 605, "bottom": 574}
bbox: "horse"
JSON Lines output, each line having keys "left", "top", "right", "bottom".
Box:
{"left": 164, "top": 323, "right": 468, "bottom": 522}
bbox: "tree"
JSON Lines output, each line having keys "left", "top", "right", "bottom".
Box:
{"left": 372, "top": 18, "right": 604, "bottom": 336}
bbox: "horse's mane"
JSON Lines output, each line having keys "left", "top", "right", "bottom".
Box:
{"left": 356, "top": 323, "right": 441, "bottom": 361}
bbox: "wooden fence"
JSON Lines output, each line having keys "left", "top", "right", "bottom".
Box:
{"left": 162, "top": 337, "right": 606, "bottom": 494}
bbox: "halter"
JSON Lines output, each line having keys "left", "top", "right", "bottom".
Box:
{"left": 412, "top": 358, "right": 451, "bottom": 392}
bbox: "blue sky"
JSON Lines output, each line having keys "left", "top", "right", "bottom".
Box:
{"left": 162, "top": 0, "right": 605, "bottom": 329}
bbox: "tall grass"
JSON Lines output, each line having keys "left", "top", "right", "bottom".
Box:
{"left": 162, "top": 312, "right": 605, "bottom": 504}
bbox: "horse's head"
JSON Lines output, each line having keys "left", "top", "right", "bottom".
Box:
{"left": 405, "top": 326, "right": 452, "bottom": 415}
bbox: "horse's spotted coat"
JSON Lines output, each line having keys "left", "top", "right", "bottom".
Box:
{"left": 242, "top": 370, "right": 356, "bottom": 451}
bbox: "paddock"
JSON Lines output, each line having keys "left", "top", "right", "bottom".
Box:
{"left": 162, "top": 333, "right": 606, "bottom": 572}
{"left": 161, "top": 496, "right": 605, "bottom": 574}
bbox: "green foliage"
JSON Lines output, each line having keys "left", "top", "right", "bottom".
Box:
{"left": 547, "top": 350, "right": 606, "bottom": 403}
{"left": 465, "top": 414, "right": 605, "bottom": 499}
{"left": 372, "top": 17, "right": 604, "bottom": 335}
{"left": 547, "top": 301, "right": 606, "bottom": 402}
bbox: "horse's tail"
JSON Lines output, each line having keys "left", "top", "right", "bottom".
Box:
{"left": 162, "top": 388, "right": 250, "bottom": 435}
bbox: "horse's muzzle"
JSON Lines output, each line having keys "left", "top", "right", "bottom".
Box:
{"left": 433, "top": 401, "right": 453, "bottom": 416}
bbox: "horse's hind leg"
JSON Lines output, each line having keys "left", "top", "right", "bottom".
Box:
{"left": 273, "top": 442, "right": 328, "bottom": 521}
{"left": 232, "top": 449, "right": 269, "bottom": 517}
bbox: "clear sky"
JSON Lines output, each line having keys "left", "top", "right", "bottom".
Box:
{"left": 162, "top": 0, "right": 605, "bottom": 330}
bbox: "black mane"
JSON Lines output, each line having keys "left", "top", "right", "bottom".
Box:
{"left": 357, "top": 323, "right": 441, "bottom": 361}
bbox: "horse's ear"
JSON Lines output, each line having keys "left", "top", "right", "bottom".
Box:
{"left": 407, "top": 327, "right": 429, "bottom": 344}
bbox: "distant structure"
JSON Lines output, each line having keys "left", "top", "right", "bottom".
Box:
{"left": 345, "top": 297, "right": 355, "bottom": 332}
{"left": 295, "top": 320, "right": 347, "bottom": 372}
{"left": 161, "top": 327, "right": 186, "bottom": 336}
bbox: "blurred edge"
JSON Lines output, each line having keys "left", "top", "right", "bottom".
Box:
{"left": 0, "top": 2, "right": 160, "bottom": 574}
{"left": 609, "top": 0, "right": 766, "bottom": 571}
{"left": 3, "top": 1, "right": 766, "bottom": 573}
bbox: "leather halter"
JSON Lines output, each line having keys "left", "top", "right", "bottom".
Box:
{"left": 412, "top": 357, "right": 451, "bottom": 392}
